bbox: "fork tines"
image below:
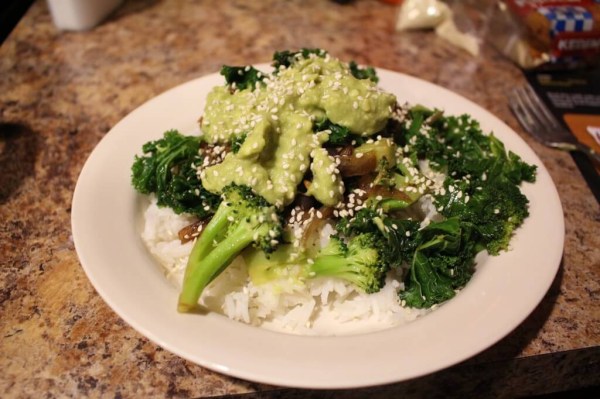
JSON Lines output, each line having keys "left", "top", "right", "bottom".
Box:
{"left": 510, "top": 85, "right": 565, "bottom": 138}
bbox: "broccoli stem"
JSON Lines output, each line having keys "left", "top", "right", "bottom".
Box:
{"left": 182, "top": 205, "right": 230, "bottom": 281}
{"left": 309, "top": 254, "right": 378, "bottom": 293}
{"left": 310, "top": 256, "right": 355, "bottom": 279}
{"left": 178, "top": 225, "right": 255, "bottom": 313}
{"left": 177, "top": 184, "right": 282, "bottom": 313}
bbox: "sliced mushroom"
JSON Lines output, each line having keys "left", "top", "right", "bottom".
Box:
{"left": 337, "top": 151, "right": 378, "bottom": 177}
{"left": 178, "top": 220, "right": 208, "bottom": 244}
{"left": 300, "top": 206, "right": 334, "bottom": 253}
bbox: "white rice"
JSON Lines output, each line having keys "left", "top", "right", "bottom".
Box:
{"left": 141, "top": 196, "right": 432, "bottom": 336}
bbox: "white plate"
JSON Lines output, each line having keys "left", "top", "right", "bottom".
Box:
{"left": 71, "top": 66, "right": 564, "bottom": 389}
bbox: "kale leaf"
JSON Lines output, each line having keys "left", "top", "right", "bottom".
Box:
{"left": 313, "top": 118, "right": 364, "bottom": 146}
{"left": 272, "top": 48, "right": 327, "bottom": 69}
{"left": 220, "top": 65, "right": 265, "bottom": 91}
{"left": 230, "top": 132, "right": 248, "bottom": 154}
{"left": 131, "top": 130, "right": 220, "bottom": 219}
{"left": 399, "top": 218, "right": 479, "bottom": 308}
{"left": 394, "top": 106, "right": 536, "bottom": 256}
{"left": 349, "top": 60, "right": 379, "bottom": 83}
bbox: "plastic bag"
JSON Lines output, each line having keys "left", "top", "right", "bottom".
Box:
{"left": 488, "top": 0, "right": 600, "bottom": 69}
{"left": 396, "top": 0, "right": 480, "bottom": 56}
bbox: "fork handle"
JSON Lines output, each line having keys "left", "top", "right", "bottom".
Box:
{"left": 552, "top": 141, "right": 600, "bottom": 164}
{"left": 573, "top": 142, "right": 600, "bottom": 164}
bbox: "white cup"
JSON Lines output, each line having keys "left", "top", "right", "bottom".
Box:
{"left": 47, "top": 0, "right": 124, "bottom": 31}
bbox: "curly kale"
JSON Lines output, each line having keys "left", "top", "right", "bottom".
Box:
{"left": 220, "top": 65, "right": 265, "bottom": 91}
{"left": 349, "top": 60, "right": 379, "bottom": 83}
{"left": 131, "top": 130, "right": 220, "bottom": 219}
{"left": 337, "top": 207, "right": 420, "bottom": 269}
{"left": 395, "top": 105, "right": 537, "bottom": 256}
{"left": 272, "top": 48, "right": 327, "bottom": 69}
{"left": 272, "top": 49, "right": 379, "bottom": 83}
{"left": 313, "top": 118, "right": 364, "bottom": 147}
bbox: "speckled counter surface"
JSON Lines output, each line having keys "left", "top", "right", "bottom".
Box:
{"left": 1, "top": 0, "right": 599, "bottom": 398}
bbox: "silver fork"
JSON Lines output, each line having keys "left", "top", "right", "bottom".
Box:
{"left": 509, "top": 84, "right": 600, "bottom": 164}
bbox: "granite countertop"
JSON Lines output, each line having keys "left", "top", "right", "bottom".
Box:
{"left": 1, "top": 0, "right": 599, "bottom": 397}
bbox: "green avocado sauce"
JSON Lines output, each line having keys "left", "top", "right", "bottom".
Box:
{"left": 200, "top": 55, "right": 396, "bottom": 207}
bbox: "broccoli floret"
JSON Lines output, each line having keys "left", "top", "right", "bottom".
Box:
{"left": 244, "top": 233, "right": 389, "bottom": 294}
{"left": 131, "top": 130, "right": 220, "bottom": 218}
{"left": 306, "top": 234, "right": 387, "bottom": 293}
{"left": 337, "top": 208, "right": 419, "bottom": 268}
{"left": 220, "top": 65, "right": 265, "bottom": 91}
{"left": 243, "top": 244, "right": 299, "bottom": 285}
{"left": 178, "top": 184, "right": 283, "bottom": 312}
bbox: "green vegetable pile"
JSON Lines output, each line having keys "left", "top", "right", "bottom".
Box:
{"left": 131, "top": 49, "right": 536, "bottom": 313}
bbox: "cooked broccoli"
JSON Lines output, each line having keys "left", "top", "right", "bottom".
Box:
{"left": 178, "top": 184, "right": 283, "bottom": 312}
{"left": 131, "top": 130, "right": 220, "bottom": 219}
{"left": 220, "top": 65, "right": 265, "bottom": 91}
{"left": 337, "top": 207, "right": 419, "bottom": 268}
{"left": 243, "top": 244, "right": 299, "bottom": 285}
{"left": 337, "top": 208, "right": 479, "bottom": 309}
{"left": 306, "top": 234, "right": 387, "bottom": 293}
{"left": 244, "top": 233, "right": 389, "bottom": 294}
